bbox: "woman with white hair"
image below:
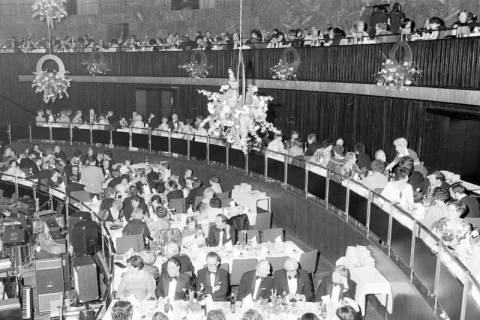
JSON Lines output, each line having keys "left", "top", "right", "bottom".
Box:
{"left": 385, "top": 137, "right": 419, "bottom": 172}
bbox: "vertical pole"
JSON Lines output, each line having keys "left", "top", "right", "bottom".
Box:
{"left": 148, "top": 128, "right": 152, "bottom": 154}
{"left": 387, "top": 212, "right": 393, "bottom": 255}
{"left": 89, "top": 124, "right": 93, "bottom": 146}
{"left": 33, "top": 183, "right": 39, "bottom": 212}
{"left": 206, "top": 136, "right": 210, "bottom": 164}
{"left": 168, "top": 131, "right": 172, "bottom": 156}
{"left": 304, "top": 165, "right": 309, "bottom": 199}
{"left": 283, "top": 154, "right": 288, "bottom": 189}
{"left": 187, "top": 134, "right": 191, "bottom": 160}
{"left": 409, "top": 223, "right": 417, "bottom": 280}
{"left": 49, "top": 123, "right": 52, "bottom": 143}
{"left": 14, "top": 175, "right": 19, "bottom": 197}
{"left": 264, "top": 152, "right": 268, "bottom": 180}
{"left": 129, "top": 127, "right": 133, "bottom": 149}
{"left": 459, "top": 275, "right": 470, "bottom": 320}
{"left": 325, "top": 175, "right": 330, "bottom": 208}
{"left": 7, "top": 124, "right": 12, "bottom": 145}
{"left": 245, "top": 150, "right": 249, "bottom": 175}
{"left": 29, "top": 123, "right": 32, "bottom": 143}
{"left": 109, "top": 125, "right": 113, "bottom": 146}
{"left": 69, "top": 123, "right": 73, "bottom": 145}
{"left": 345, "top": 186, "right": 350, "bottom": 221}
{"left": 366, "top": 191, "right": 372, "bottom": 238}
{"left": 433, "top": 254, "right": 442, "bottom": 312}
{"left": 226, "top": 143, "right": 230, "bottom": 170}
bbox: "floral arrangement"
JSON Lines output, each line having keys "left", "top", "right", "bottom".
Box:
{"left": 32, "top": 70, "right": 71, "bottom": 103}
{"left": 375, "top": 59, "right": 421, "bottom": 89}
{"left": 82, "top": 59, "right": 110, "bottom": 77}
{"left": 178, "top": 61, "right": 211, "bottom": 79}
{"left": 32, "top": 0, "right": 68, "bottom": 28}
{"left": 270, "top": 59, "right": 297, "bottom": 80}
{"left": 198, "top": 69, "right": 279, "bottom": 154}
{"left": 435, "top": 218, "right": 472, "bottom": 248}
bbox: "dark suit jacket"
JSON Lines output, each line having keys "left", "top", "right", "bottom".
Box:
{"left": 238, "top": 270, "right": 273, "bottom": 301}
{"left": 167, "top": 190, "right": 185, "bottom": 202}
{"left": 207, "top": 225, "right": 237, "bottom": 246}
{"left": 196, "top": 267, "right": 230, "bottom": 301}
{"left": 148, "top": 116, "right": 160, "bottom": 129}
{"left": 305, "top": 141, "right": 321, "bottom": 157}
{"left": 161, "top": 254, "right": 195, "bottom": 274}
{"left": 169, "top": 121, "right": 182, "bottom": 132}
{"left": 273, "top": 269, "right": 314, "bottom": 302}
{"left": 135, "top": 181, "right": 154, "bottom": 196}
{"left": 122, "top": 219, "right": 151, "bottom": 239}
{"left": 460, "top": 196, "right": 480, "bottom": 218}
{"left": 314, "top": 275, "right": 356, "bottom": 302}
{"left": 155, "top": 272, "right": 192, "bottom": 300}
{"left": 185, "top": 187, "right": 205, "bottom": 208}
{"left": 122, "top": 196, "right": 148, "bottom": 221}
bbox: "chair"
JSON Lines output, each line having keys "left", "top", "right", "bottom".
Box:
{"left": 115, "top": 234, "right": 145, "bottom": 254}
{"left": 229, "top": 214, "right": 250, "bottom": 231}
{"left": 261, "top": 228, "right": 284, "bottom": 243}
{"left": 266, "top": 256, "right": 289, "bottom": 272}
{"left": 219, "top": 263, "right": 229, "bottom": 272}
{"left": 245, "top": 229, "right": 260, "bottom": 243}
{"left": 220, "top": 198, "right": 232, "bottom": 208}
{"left": 299, "top": 249, "right": 319, "bottom": 274}
{"left": 216, "top": 191, "right": 230, "bottom": 200}
{"left": 230, "top": 258, "right": 257, "bottom": 286}
{"left": 254, "top": 212, "right": 272, "bottom": 230}
{"left": 193, "top": 196, "right": 204, "bottom": 210}
{"left": 169, "top": 198, "right": 186, "bottom": 214}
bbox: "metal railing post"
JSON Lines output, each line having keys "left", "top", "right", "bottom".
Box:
{"left": 14, "top": 176, "right": 19, "bottom": 196}
{"left": 433, "top": 254, "right": 442, "bottom": 311}
{"left": 264, "top": 153, "right": 268, "bottom": 180}
{"left": 345, "top": 185, "right": 350, "bottom": 221}
{"left": 109, "top": 126, "right": 113, "bottom": 146}
{"left": 226, "top": 144, "right": 230, "bottom": 170}
{"left": 89, "top": 124, "right": 93, "bottom": 145}
{"left": 65, "top": 195, "right": 70, "bottom": 233}
{"left": 129, "top": 127, "right": 133, "bottom": 149}
{"left": 325, "top": 174, "right": 330, "bottom": 207}
{"left": 409, "top": 223, "right": 417, "bottom": 281}
{"left": 366, "top": 190, "right": 372, "bottom": 238}
{"left": 245, "top": 151, "right": 249, "bottom": 174}
{"left": 206, "top": 136, "right": 210, "bottom": 164}
{"left": 387, "top": 212, "right": 393, "bottom": 255}
{"left": 7, "top": 124, "right": 12, "bottom": 145}
{"left": 187, "top": 134, "right": 191, "bottom": 160}
{"left": 69, "top": 124, "right": 73, "bottom": 145}
{"left": 304, "top": 165, "right": 309, "bottom": 199}
{"left": 168, "top": 131, "right": 172, "bottom": 156}
{"left": 29, "top": 123, "right": 32, "bottom": 143}
{"left": 459, "top": 275, "right": 470, "bottom": 320}
{"left": 33, "top": 183, "right": 39, "bottom": 212}
{"left": 148, "top": 128, "right": 152, "bottom": 154}
{"left": 49, "top": 123, "right": 52, "bottom": 143}
{"left": 283, "top": 154, "right": 288, "bottom": 189}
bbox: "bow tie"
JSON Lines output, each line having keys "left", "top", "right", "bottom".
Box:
{"left": 209, "top": 271, "right": 216, "bottom": 276}
{"left": 169, "top": 276, "right": 178, "bottom": 282}
{"left": 288, "top": 275, "right": 297, "bottom": 280}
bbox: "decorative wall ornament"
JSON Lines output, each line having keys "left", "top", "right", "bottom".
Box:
{"left": 82, "top": 52, "right": 111, "bottom": 77}
{"left": 32, "top": 54, "right": 71, "bottom": 104}
{"left": 375, "top": 41, "right": 421, "bottom": 90}
{"left": 178, "top": 51, "right": 211, "bottom": 79}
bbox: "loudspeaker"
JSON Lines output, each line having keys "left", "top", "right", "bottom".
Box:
{"left": 35, "top": 255, "right": 64, "bottom": 312}
{"left": 3, "top": 226, "right": 26, "bottom": 245}
{"left": 73, "top": 256, "right": 98, "bottom": 303}
{"left": 70, "top": 220, "right": 99, "bottom": 256}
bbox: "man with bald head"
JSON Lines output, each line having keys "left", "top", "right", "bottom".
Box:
{"left": 273, "top": 258, "right": 313, "bottom": 302}
{"left": 238, "top": 260, "right": 273, "bottom": 301}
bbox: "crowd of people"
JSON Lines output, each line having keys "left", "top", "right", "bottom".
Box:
{"left": 0, "top": 142, "right": 363, "bottom": 320}
{"left": 2, "top": 5, "right": 479, "bottom": 53}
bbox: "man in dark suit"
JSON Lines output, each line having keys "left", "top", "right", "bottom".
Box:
{"left": 122, "top": 190, "right": 148, "bottom": 221}
{"left": 156, "top": 257, "right": 192, "bottom": 300}
{"left": 207, "top": 214, "right": 237, "bottom": 246}
{"left": 147, "top": 112, "right": 160, "bottom": 129}
{"left": 135, "top": 176, "right": 154, "bottom": 196}
{"left": 185, "top": 178, "right": 204, "bottom": 209}
{"left": 196, "top": 252, "right": 230, "bottom": 301}
{"left": 450, "top": 184, "right": 480, "bottom": 218}
{"left": 238, "top": 260, "right": 273, "bottom": 301}
{"left": 419, "top": 171, "right": 450, "bottom": 201}
{"left": 304, "top": 134, "right": 321, "bottom": 157}
{"left": 53, "top": 145, "right": 68, "bottom": 162}
{"left": 161, "top": 242, "right": 195, "bottom": 274}
{"left": 168, "top": 113, "right": 182, "bottom": 132}
{"left": 166, "top": 180, "right": 184, "bottom": 202}
{"left": 273, "top": 258, "right": 314, "bottom": 302}
{"left": 315, "top": 265, "right": 356, "bottom": 302}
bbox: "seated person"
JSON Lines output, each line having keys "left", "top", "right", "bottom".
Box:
{"left": 209, "top": 176, "right": 222, "bottom": 194}
{"left": 166, "top": 180, "right": 184, "bottom": 202}
{"left": 149, "top": 206, "right": 171, "bottom": 234}
{"left": 241, "top": 309, "right": 264, "bottom": 320}
{"left": 196, "top": 252, "right": 230, "bottom": 301}
{"left": 161, "top": 242, "right": 195, "bottom": 274}
{"left": 207, "top": 310, "right": 226, "bottom": 320}
{"left": 156, "top": 257, "right": 192, "bottom": 300}
{"left": 432, "top": 202, "right": 472, "bottom": 248}
{"left": 315, "top": 265, "right": 356, "bottom": 302}
{"left": 300, "top": 314, "right": 319, "bottom": 320}
{"left": 421, "top": 188, "right": 450, "bottom": 229}
{"left": 152, "top": 312, "right": 169, "bottom": 320}
{"left": 116, "top": 255, "right": 156, "bottom": 300}
{"left": 450, "top": 184, "right": 480, "bottom": 218}
{"left": 123, "top": 191, "right": 148, "bottom": 221}
{"left": 198, "top": 188, "right": 216, "bottom": 211}
{"left": 418, "top": 171, "right": 450, "bottom": 203}
{"left": 362, "top": 160, "right": 388, "bottom": 192}
{"left": 238, "top": 260, "right": 273, "bottom": 301}
{"left": 381, "top": 167, "right": 414, "bottom": 210}
{"left": 185, "top": 178, "right": 205, "bottom": 209}
{"left": 340, "top": 152, "right": 362, "bottom": 180}
{"left": 182, "top": 216, "right": 206, "bottom": 248}
{"left": 273, "top": 258, "right": 314, "bottom": 302}
{"left": 122, "top": 208, "right": 151, "bottom": 240}
{"left": 207, "top": 214, "right": 237, "bottom": 246}
{"left": 336, "top": 304, "right": 362, "bottom": 320}
{"left": 327, "top": 145, "right": 346, "bottom": 183}
{"left": 385, "top": 137, "right": 419, "bottom": 172}
{"left": 149, "top": 194, "right": 163, "bottom": 216}
{"left": 111, "top": 301, "right": 134, "bottom": 320}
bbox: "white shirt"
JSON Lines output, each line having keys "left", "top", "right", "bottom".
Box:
{"left": 252, "top": 277, "right": 262, "bottom": 300}
{"left": 218, "top": 230, "right": 224, "bottom": 246}
{"left": 381, "top": 181, "right": 414, "bottom": 209}
{"left": 168, "top": 278, "right": 177, "bottom": 300}
{"left": 209, "top": 272, "right": 216, "bottom": 290}
{"left": 331, "top": 284, "right": 341, "bottom": 303}
{"left": 287, "top": 275, "right": 297, "bottom": 295}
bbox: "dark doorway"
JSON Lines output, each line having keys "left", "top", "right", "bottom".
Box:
{"left": 135, "top": 87, "right": 178, "bottom": 119}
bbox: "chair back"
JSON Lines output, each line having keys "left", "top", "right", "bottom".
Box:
{"left": 219, "top": 263, "right": 229, "bottom": 272}
{"left": 193, "top": 196, "right": 204, "bottom": 210}
{"left": 299, "top": 249, "right": 318, "bottom": 274}
{"left": 115, "top": 234, "right": 144, "bottom": 253}
{"left": 216, "top": 191, "right": 230, "bottom": 200}
{"left": 266, "top": 256, "right": 289, "bottom": 272}
{"left": 261, "top": 228, "right": 284, "bottom": 243}
{"left": 245, "top": 229, "right": 260, "bottom": 243}
{"left": 254, "top": 212, "right": 272, "bottom": 230}
{"left": 230, "top": 258, "right": 257, "bottom": 286}
{"left": 220, "top": 198, "right": 232, "bottom": 208}
{"left": 229, "top": 214, "right": 250, "bottom": 231}
{"left": 169, "top": 198, "right": 186, "bottom": 214}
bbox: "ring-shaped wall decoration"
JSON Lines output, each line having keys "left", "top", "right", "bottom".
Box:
{"left": 280, "top": 47, "right": 301, "bottom": 72}
{"left": 389, "top": 41, "right": 413, "bottom": 64}
{"left": 35, "top": 54, "right": 66, "bottom": 77}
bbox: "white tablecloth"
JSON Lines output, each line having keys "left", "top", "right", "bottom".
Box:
{"left": 349, "top": 266, "right": 393, "bottom": 315}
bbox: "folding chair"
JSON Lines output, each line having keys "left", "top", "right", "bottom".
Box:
{"left": 299, "top": 249, "right": 319, "bottom": 274}
{"left": 245, "top": 230, "right": 260, "bottom": 243}
{"left": 261, "top": 228, "right": 284, "bottom": 243}
{"left": 193, "top": 196, "right": 204, "bottom": 210}
{"left": 230, "top": 258, "right": 257, "bottom": 286}
{"left": 266, "top": 256, "right": 289, "bottom": 272}
{"left": 254, "top": 211, "right": 272, "bottom": 230}
{"left": 115, "top": 234, "right": 145, "bottom": 253}
{"left": 216, "top": 191, "right": 230, "bottom": 200}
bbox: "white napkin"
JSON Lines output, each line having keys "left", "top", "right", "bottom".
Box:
{"left": 274, "top": 235, "right": 283, "bottom": 243}
{"left": 205, "top": 295, "right": 214, "bottom": 309}
{"left": 242, "top": 294, "right": 254, "bottom": 308}
{"left": 187, "top": 206, "right": 194, "bottom": 214}
{"left": 224, "top": 240, "right": 232, "bottom": 248}
{"left": 249, "top": 237, "right": 257, "bottom": 246}
{"left": 229, "top": 200, "right": 236, "bottom": 208}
